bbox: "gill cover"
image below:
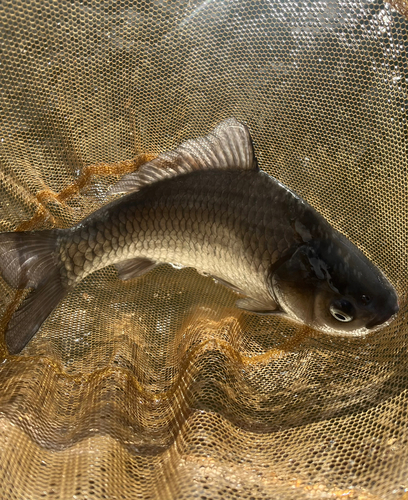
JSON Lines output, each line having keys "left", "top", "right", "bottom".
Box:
{"left": 271, "top": 245, "right": 328, "bottom": 328}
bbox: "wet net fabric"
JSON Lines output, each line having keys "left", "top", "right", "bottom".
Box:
{"left": 0, "top": 0, "right": 407, "bottom": 498}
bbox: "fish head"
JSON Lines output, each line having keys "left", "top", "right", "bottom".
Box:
{"left": 271, "top": 238, "right": 399, "bottom": 336}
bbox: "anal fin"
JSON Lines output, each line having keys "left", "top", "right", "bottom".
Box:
{"left": 115, "top": 258, "right": 158, "bottom": 281}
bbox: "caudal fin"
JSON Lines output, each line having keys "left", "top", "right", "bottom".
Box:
{"left": 0, "top": 230, "right": 68, "bottom": 354}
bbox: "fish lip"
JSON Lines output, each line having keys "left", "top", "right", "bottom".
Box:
{"left": 366, "top": 308, "right": 399, "bottom": 330}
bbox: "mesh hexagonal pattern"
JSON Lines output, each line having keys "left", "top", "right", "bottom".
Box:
{"left": 0, "top": 0, "right": 407, "bottom": 498}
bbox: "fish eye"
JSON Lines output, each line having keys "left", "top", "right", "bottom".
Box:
{"left": 329, "top": 299, "right": 354, "bottom": 323}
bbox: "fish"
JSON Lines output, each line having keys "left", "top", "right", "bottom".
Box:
{"left": 0, "top": 118, "right": 399, "bottom": 354}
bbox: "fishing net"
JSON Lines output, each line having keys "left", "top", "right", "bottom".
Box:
{"left": 0, "top": 0, "right": 407, "bottom": 498}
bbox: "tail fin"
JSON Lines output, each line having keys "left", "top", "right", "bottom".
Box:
{"left": 0, "top": 230, "right": 68, "bottom": 354}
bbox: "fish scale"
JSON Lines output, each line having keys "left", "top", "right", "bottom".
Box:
{"left": 59, "top": 170, "right": 313, "bottom": 296}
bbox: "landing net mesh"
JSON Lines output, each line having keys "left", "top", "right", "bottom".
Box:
{"left": 0, "top": 0, "right": 407, "bottom": 498}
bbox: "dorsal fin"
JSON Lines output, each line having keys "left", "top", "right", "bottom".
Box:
{"left": 109, "top": 118, "right": 258, "bottom": 195}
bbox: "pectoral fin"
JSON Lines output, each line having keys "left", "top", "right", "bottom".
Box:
{"left": 235, "top": 297, "right": 285, "bottom": 316}
{"left": 115, "top": 258, "right": 158, "bottom": 281}
{"left": 208, "top": 275, "right": 245, "bottom": 294}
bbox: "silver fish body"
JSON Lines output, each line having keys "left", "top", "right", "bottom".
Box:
{"left": 0, "top": 119, "right": 399, "bottom": 354}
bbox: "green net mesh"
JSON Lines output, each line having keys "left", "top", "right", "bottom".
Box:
{"left": 0, "top": 0, "right": 407, "bottom": 498}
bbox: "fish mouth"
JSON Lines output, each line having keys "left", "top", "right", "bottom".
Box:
{"left": 366, "top": 303, "right": 399, "bottom": 330}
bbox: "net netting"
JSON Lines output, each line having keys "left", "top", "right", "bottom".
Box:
{"left": 0, "top": 0, "right": 407, "bottom": 498}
